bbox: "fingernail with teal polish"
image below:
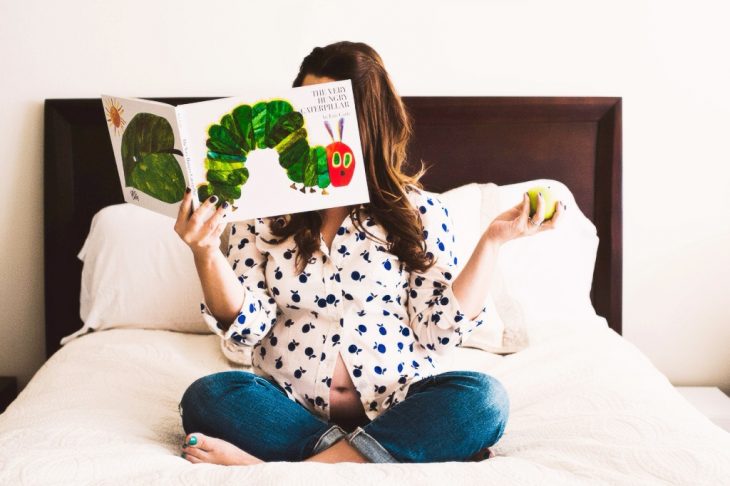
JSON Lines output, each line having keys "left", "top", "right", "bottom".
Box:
{"left": 188, "top": 436, "right": 197, "bottom": 446}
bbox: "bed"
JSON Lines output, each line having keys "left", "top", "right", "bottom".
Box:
{"left": 0, "top": 96, "right": 728, "bottom": 484}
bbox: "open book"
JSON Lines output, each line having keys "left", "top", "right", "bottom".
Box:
{"left": 101, "top": 79, "right": 369, "bottom": 222}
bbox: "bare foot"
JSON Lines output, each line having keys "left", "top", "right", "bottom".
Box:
{"left": 181, "top": 433, "right": 265, "bottom": 466}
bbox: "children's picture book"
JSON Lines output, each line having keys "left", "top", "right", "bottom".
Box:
{"left": 101, "top": 79, "right": 369, "bottom": 222}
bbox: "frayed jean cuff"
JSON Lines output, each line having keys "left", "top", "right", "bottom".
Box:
{"left": 346, "top": 426, "right": 399, "bottom": 463}
{"left": 311, "top": 424, "right": 347, "bottom": 455}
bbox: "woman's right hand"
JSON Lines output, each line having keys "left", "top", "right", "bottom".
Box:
{"left": 174, "top": 188, "right": 230, "bottom": 259}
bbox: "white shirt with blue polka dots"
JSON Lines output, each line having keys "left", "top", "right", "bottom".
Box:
{"left": 200, "top": 186, "right": 489, "bottom": 421}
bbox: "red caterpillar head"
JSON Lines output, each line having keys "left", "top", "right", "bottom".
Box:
{"left": 324, "top": 118, "right": 355, "bottom": 187}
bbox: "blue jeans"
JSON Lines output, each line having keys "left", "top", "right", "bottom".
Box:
{"left": 178, "top": 369, "right": 509, "bottom": 463}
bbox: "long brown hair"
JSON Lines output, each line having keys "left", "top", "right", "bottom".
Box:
{"left": 270, "top": 41, "right": 434, "bottom": 275}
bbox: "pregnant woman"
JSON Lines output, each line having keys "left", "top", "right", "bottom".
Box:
{"left": 175, "top": 41, "right": 565, "bottom": 465}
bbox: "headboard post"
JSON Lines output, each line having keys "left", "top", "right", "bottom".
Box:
{"left": 593, "top": 99, "right": 622, "bottom": 335}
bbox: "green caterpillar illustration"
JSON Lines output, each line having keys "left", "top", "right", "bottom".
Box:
{"left": 198, "top": 99, "right": 356, "bottom": 208}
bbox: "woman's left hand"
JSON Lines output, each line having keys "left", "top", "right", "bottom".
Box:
{"left": 485, "top": 191, "right": 566, "bottom": 246}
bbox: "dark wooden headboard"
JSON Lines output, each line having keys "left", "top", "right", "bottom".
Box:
{"left": 44, "top": 96, "right": 621, "bottom": 358}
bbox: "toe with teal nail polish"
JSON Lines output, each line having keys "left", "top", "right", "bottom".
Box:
{"left": 181, "top": 452, "right": 186, "bottom": 458}
{"left": 188, "top": 436, "right": 197, "bottom": 446}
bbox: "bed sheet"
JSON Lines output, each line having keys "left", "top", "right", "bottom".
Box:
{"left": 1, "top": 317, "right": 729, "bottom": 485}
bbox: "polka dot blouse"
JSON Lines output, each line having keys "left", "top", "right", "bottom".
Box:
{"left": 200, "top": 185, "right": 489, "bottom": 422}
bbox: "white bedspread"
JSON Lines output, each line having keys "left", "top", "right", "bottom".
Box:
{"left": 1, "top": 317, "right": 729, "bottom": 485}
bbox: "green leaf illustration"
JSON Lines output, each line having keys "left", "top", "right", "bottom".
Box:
{"left": 129, "top": 153, "right": 185, "bottom": 203}
{"left": 121, "top": 112, "right": 185, "bottom": 203}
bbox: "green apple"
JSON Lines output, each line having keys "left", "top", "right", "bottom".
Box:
{"left": 527, "top": 185, "right": 558, "bottom": 221}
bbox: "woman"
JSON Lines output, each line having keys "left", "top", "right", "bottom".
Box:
{"left": 174, "top": 41, "right": 565, "bottom": 465}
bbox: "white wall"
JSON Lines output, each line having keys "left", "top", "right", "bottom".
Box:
{"left": 1, "top": 0, "right": 728, "bottom": 393}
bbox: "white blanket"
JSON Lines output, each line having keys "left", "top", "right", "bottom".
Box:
{"left": 1, "top": 317, "right": 729, "bottom": 485}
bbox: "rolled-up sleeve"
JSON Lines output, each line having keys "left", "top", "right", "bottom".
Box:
{"left": 406, "top": 192, "right": 489, "bottom": 355}
{"left": 200, "top": 218, "right": 277, "bottom": 346}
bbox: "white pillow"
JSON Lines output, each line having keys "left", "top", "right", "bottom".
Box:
{"left": 480, "top": 179, "right": 600, "bottom": 342}
{"left": 436, "top": 183, "right": 509, "bottom": 353}
{"left": 61, "top": 203, "right": 211, "bottom": 346}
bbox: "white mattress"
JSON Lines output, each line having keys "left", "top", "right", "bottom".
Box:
{"left": 1, "top": 317, "right": 729, "bottom": 485}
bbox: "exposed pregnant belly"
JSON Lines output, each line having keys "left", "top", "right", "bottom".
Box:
{"left": 329, "top": 352, "right": 369, "bottom": 428}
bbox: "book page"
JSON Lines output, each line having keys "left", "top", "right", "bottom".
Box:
{"left": 101, "top": 95, "right": 190, "bottom": 219}
{"left": 176, "top": 79, "right": 369, "bottom": 221}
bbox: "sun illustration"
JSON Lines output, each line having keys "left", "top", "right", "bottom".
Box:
{"left": 104, "top": 98, "right": 126, "bottom": 135}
